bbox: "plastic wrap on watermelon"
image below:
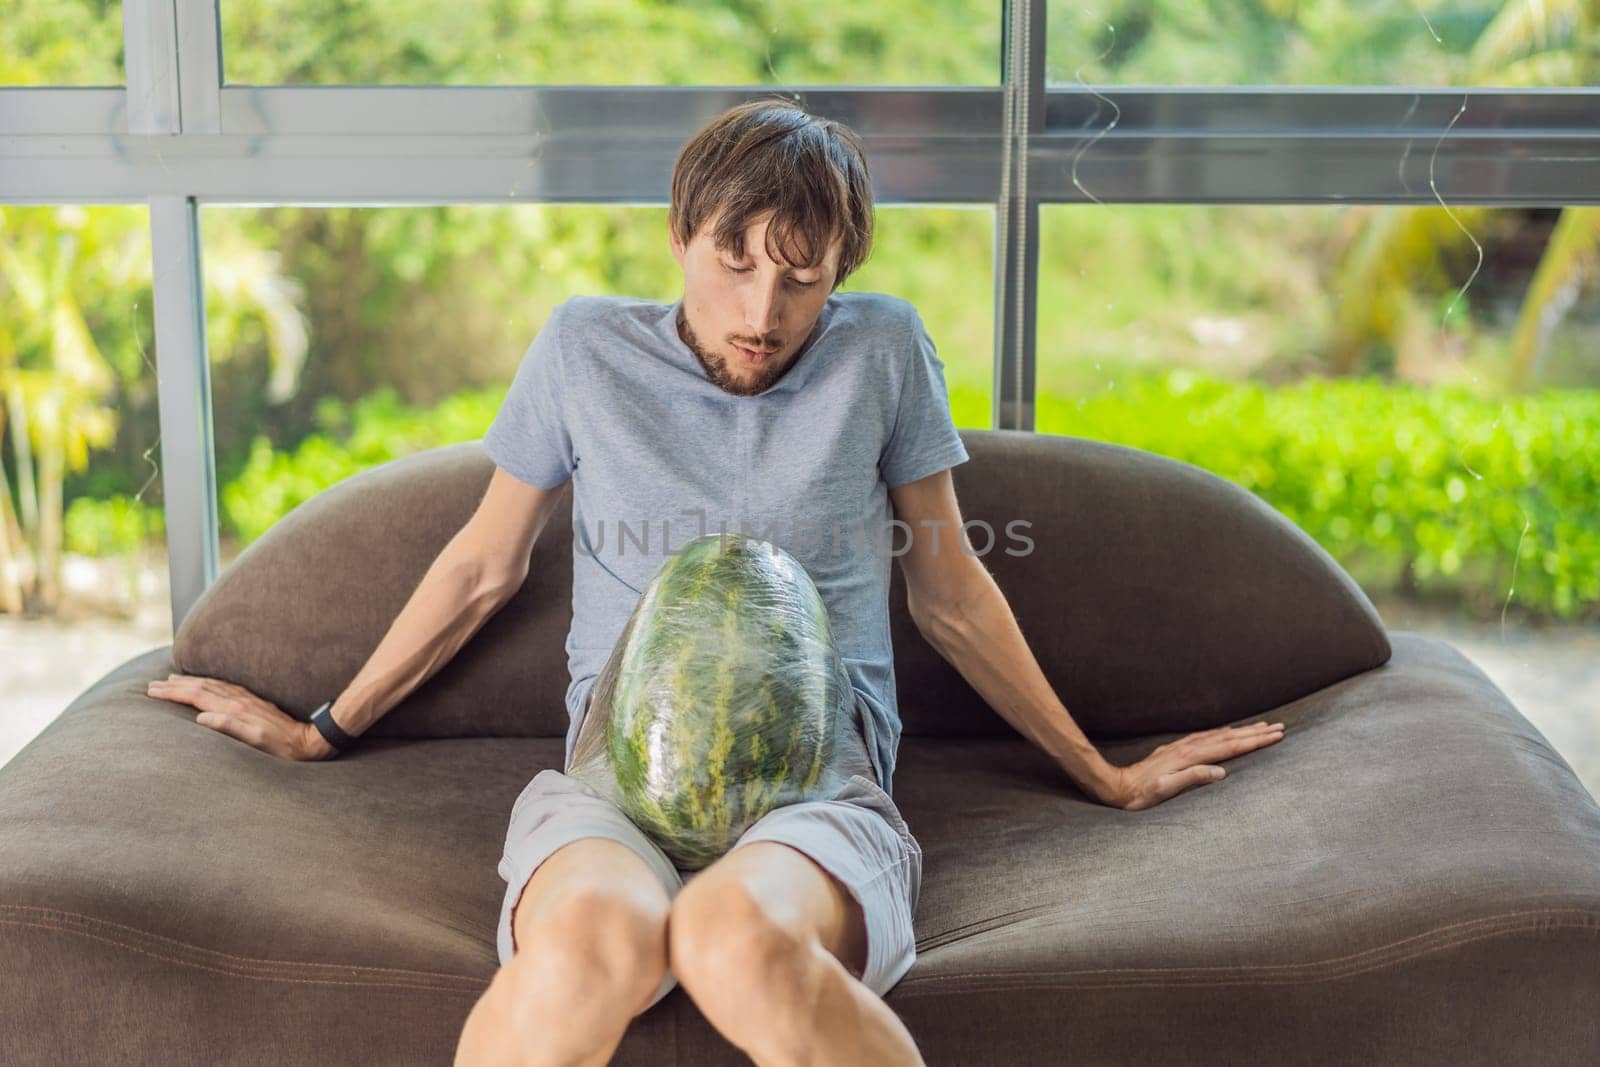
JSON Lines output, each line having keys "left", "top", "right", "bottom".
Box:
{"left": 566, "top": 532, "right": 864, "bottom": 871}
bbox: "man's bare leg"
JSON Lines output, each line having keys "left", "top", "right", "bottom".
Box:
{"left": 454, "top": 837, "right": 674, "bottom": 1067}
{"left": 669, "top": 840, "right": 925, "bottom": 1067}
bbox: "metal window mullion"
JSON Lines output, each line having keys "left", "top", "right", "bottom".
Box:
{"left": 994, "top": 0, "right": 1043, "bottom": 431}
{"left": 1032, "top": 89, "right": 1600, "bottom": 205}
{"left": 3, "top": 86, "right": 1596, "bottom": 204}
{"left": 148, "top": 197, "right": 220, "bottom": 633}
{"left": 176, "top": 0, "right": 224, "bottom": 134}
{"left": 124, "top": 2, "right": 224, "bottom": 627}
{"left": 123, "top": 0, "right": 180, "bottom": 135}
{"left": 128, "top": 1, "right": 222, "bottom": 630}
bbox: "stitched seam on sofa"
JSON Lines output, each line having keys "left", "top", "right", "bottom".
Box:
{"left": 0, "top": 905, "right": 486, "bottom": 986}
{"left": 915, "top": 905, "right": 1599, "bottom": 966}
{"left": 917, "top": 903, "right": 1060, "bottom": 949}
{"left": 1, "top": 918, "right": 487, "bottom": 993}
{"left": 892, "top": 909, "right": 1600, "bottom": 994}
{"left": 891, "top": 923, "right": 1600, "bottom": 995}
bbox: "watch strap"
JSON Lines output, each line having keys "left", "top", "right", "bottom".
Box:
{"left": 310, "top": 700, "right": 356, "bottom": 753}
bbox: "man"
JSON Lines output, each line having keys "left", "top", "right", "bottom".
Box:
{"left": 147, "top": 99, "right": 1285, "bottom": 1066}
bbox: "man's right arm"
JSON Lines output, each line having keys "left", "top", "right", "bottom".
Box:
{"left": 304, "top": 465, "right": 570, "bottom": 756}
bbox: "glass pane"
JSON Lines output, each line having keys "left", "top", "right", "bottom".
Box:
{"left": 198, "top": 203, "right": 992, "bottom": 564}
{"left": 1038, "top": 201, "right": 1600, "bottom": 795}
{"left": 845, "top": 206, "right": 995, "bottom": 431}
{"left": 1, "top": 1, "right": 125, "bottom": 86}
{"left": 1047, "top": 1, "right": 1600, "bottom": 87}
{"left": 221, "top": 1, "right": 1001, "bottom": 86}
{"left": 1, "top": 205, "right": 170, "bottom": 771}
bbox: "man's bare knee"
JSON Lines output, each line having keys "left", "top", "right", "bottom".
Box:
{"left": 670, "top": 880, "right": 812, "bottom": 1004}
{"left": 509, "top": 840, "right": 674, "bottom": 1012}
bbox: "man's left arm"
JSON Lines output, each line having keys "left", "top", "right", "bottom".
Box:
{"left": 888, "top": 469, "right": 1287, "bottom": 810}
{"left": 888, "top": 469, "right": 1122, "bottom": 804}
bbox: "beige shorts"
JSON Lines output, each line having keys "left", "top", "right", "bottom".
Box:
{"left": 495, "top": 698, "right": 922, "bottom": 1008}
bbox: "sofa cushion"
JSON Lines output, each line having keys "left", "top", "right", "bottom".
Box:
{"left": 889, "top": 429, "right": 1393, "bottom": 739}
{"left": 170, "top": 431, "right": 1391, "bottom": 741}
{"left": 2, "top": 634, "right": 1595, "bottom": 1064}
{"left": 173, "top": 443, "right": 577, "bottom": 740}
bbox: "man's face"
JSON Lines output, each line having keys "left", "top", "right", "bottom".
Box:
{"left": 670, "top": 210, "right": 841, "bottom": 397}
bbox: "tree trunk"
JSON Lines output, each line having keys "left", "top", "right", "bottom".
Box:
{"left": 0, "top": 411, "right": 25, "bottom": 615}
{"left": 1506, "top": 207, "right": 1599, "bottom": 393}
{"left": 5, "top": 381, "right": 39, "bottom": 542}
{"left": 37, "top": 429, "right": 63, "bottom": 613}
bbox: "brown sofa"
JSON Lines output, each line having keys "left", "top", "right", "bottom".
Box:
{"left": 3, "top": 429, "right": 1598, "bottom": 1065}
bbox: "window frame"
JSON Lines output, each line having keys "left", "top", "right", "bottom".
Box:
{"left": 0, "top": 0, "right": 1595, "bottom": 628}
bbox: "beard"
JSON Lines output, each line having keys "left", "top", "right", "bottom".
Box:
{"left": 677, "top": 309, "right": 794, "bottom": 398}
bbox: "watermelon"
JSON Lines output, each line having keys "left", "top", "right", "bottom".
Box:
{"left": 567, "top": 532, "right": 857, "bottom": 870}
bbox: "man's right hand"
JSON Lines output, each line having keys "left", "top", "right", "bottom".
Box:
{"left": 1086, "top": 720, "right": 1285, "bottom": 811}
{"left": 147, "top": 674, "right": 341, "bottom": 762}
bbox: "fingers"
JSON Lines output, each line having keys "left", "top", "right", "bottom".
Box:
{"left": 146, "top": 676, "right": 248, "bottom": 730}
{"left": 1189, "top": 721, "right": 1285, "bottom": 758}
{"left": 203, "top": 713, "right": 268, "bottom": 750}
{"left": 150, "top": 674, "right": 238, "bottom": 698}
{"left": 148, "top": 674, "right": 256, "bottom": 706}
{"left": 1203, "top": 723, "right": 1286, "bottom": 739}
{"left": 147, "top": 674, "right": 215, "bottom": 705}
{"left": 1202, "top": 720, "right": 1284, "bottom": 738}
{"left": 1236, "top": 721, "right": 1285, "bottom": 743}
{"left": 1166, "top": 764, "right": 1227, "bottom": 793}
{"left": 147, "top": 674, "right": 296, "bottom": 757}
{"left": 1127, "top": 722, "right": 1289, "bottom": 809}
{"left": 1169, "top": 723, "right": 1286, "bottom": 794}
{"left": 1141, "top": 764, "right": 1225, "bottom": 809}
{"left": 1218, "top": 725, "right": 1284, "bottom": 760}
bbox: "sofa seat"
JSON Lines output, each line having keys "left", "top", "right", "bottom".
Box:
{"left": 3, "top": 631, "right": 1597, "bottom": 1065}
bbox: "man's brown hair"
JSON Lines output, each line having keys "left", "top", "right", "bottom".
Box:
{"left": 669, "top": 98, "right": 874, "bottom": 291}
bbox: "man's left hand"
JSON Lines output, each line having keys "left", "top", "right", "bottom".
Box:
{"left": 1087, "top": 720, "right": 1286, "bottom": 811}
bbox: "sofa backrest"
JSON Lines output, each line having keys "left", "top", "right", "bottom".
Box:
{"left": 888, "top": 430, "right": 1390, "bottom": 739}
{"left": 173, "top": 431, "right": 1390, "bottom": 741}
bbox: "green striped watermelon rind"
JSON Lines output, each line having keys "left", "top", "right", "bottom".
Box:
{"left": 568, "top": 532, "right": 856, "bottom": 870}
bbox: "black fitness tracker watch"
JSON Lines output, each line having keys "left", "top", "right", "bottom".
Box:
{"left": 309, "top": 700, "right": 356, "bottom": 755}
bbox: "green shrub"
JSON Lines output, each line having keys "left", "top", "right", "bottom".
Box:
{"left": 1038, "top": 368, "right": 1600, "bottom": 622}
{"left": 221, "top": 385, "right": 503, "bottom": 544}
{"left": 65, "top": 494, "right": 165, "bottom": 557}
{"left": 69, "top": 371, "right": 1600, "bottom": 623}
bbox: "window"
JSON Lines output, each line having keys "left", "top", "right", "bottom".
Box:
{"left": 1046, "top": 0, "right": 1600, "bottom": 87}
{"left": 221, "top": 1, "right": 1002, "bottom": 86}
{"left": 3, "top": 1, "right": 1595, "bottom": 793}
{"left": 2, "top": 2, "right": 125, "bottom": 87}
{"left": 197, "top": 203, "right": 994, "bottom": 557}
{"left": 1039, "top": 201, "right": 1600, "bottom": 791}
{"left": 0, "top": 205, "right": 169, "bottom": 767}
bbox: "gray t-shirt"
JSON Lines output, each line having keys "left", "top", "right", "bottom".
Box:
{"left": 482, "top": 290, "right": 969, "bottom": 796}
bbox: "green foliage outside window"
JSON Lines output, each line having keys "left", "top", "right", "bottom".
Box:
{"left": 4, "top": 1, "right": 1598, "bottom": 622}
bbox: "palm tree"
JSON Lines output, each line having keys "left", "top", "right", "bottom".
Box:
{"left": 0, "top": 206, "right": 121, "bottom": 614}
{"left": 1327, "top": 0, "right": 1599, "bottom": 390}
{"left": 1504, "top": 207, "right": 1600, "bottom": 390}
{"left": 1471, "top": 0, "right": 1600, "bottom": 389}
{"left": 0, "top": 206, "right": 308, "bottom": 616}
